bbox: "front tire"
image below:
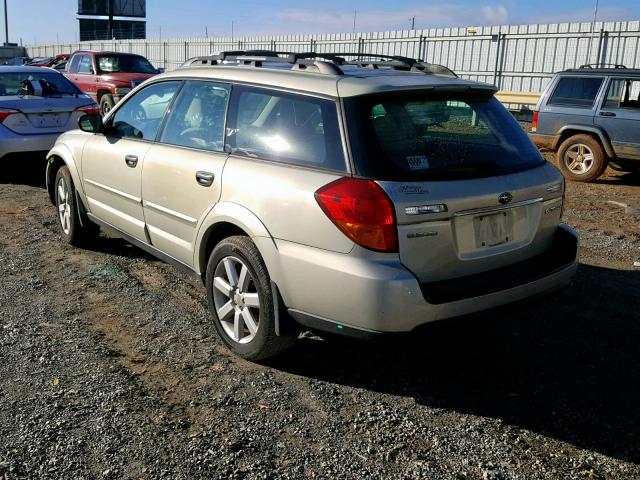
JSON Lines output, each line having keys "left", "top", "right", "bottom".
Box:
{"left": 54, "top": 166, "right": 99, "bottom": 246}
{"left": 205, "top": 236, "right": 295, "bottom": 361}
{"left": 557, "top": 134, "right": 608, "bottom": 182}
{"left": 100, "top": 94, "right": 115, "bottom": 116}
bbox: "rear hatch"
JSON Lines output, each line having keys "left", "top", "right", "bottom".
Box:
{"left": 344, "top": 90, "right": 565, "bottom": 283}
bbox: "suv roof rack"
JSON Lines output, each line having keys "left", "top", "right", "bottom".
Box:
{"left": 579, "top": 63, "right": 627, "bottom": 69}
{"left": 182, "top": 50, "right": 457, "bottom": 77}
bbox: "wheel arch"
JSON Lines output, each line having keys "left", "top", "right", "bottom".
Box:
{"left": 195, "top": 202, "right": 281, "bottom": 285}
{"left": 555, "top": 125, "right": 616, "bottom": 158}
{"left": 46, "top": 144, "right": 84, "bottom": 206}
{"left": 96, "top": 89, "right": 112, "bottom": 102}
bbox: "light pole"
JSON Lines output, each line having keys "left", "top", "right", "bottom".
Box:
{"left": 3, "top": 0, "right": 8, "bottom": 45}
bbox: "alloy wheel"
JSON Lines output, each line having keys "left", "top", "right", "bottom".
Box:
{"left": 564, "top": 143, "right": 595, "bottom": 174}
{"left": 212, "top": 256, "right": 261, "bottom": 344}
{"left": 56, "top": 177, "right": 71, "bottom": 235}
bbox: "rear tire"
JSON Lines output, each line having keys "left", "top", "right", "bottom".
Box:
{"left": 100, "top": 94, "right": 115, "bottom": 116}
{"left": 205, "top": 236, "right": 295, "bottom": 361}
{"left": 557, "top": 134, "right": 608, "bottom": 182}
{"left": 54, "top": 166, "right": 99, "bottom": 247}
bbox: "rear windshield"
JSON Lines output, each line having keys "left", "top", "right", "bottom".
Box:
{"left": 97, "top": 55, "right": 157, "bottom": 74}
{"left": 0, "top": 72, "right": 82, "bottom": 96}
{"left": 345, "top": 92, "right": 544, "bottom": 180}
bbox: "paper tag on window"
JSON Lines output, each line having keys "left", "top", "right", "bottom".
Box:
{"left": 407, "top": 155, "right": 429, "bottom": 170}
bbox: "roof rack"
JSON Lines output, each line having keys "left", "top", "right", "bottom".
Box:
{"left": 579, "top": 63, "right": 627, "bottom": 69}
{"left": 181, "top": 50, "right": 457, "bottom": 77}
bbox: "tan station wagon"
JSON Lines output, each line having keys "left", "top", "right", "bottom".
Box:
{"left": 46, "top": 51, "right": 579, "bottom": 360}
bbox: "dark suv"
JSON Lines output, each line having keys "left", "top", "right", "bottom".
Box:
{"left": 64, "top": 51, "right": 161, "bottom": 115}
{"left": 530, "top": 65, "right": 640, "bottom": 182}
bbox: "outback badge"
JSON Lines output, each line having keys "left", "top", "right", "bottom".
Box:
{"left": 498, "top": 192, "right": 513, "bottom": 204}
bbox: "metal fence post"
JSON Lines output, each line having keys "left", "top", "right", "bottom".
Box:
{"left": 492, "top": 32, "right": 503, "bottom": 87}
{"left": 163, "top": 41, "right": 167, "bottom": 69}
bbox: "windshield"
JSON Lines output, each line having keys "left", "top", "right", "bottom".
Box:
{"left": 0, "top": 72, "right": 82, "bottom": 96}
{"left": 97, "top": 55, "right": 157, "bottom": 74}
{"left": 345, "top": 92, "right": 544, "bottom": 180}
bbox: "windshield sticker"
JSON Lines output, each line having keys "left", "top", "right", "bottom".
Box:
{"left": 407, "top": 155, "right": 429, "bottom": 170}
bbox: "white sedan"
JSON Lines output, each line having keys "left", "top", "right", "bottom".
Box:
{"left": 0, "top": 66, "right": 99, "bottom": 161}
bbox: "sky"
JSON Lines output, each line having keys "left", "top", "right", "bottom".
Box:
{"left": 5, "top": 0, "right": 640, "bottom": 45}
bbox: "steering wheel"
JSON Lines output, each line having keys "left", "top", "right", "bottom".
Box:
{"left": 178, "top": 127, "right": 210, "bottom": 147}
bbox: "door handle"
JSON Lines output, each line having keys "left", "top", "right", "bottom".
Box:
{"left": 599, "top": 111, "right": 616, "bottom": 117}
{"left": 196, "top": 171, "right": 215, "bottom": 187}
{"left": 125, "top": 155, "right": 138, "bottom": 168}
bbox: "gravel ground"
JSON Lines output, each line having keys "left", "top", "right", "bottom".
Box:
{"left": 1, "top": 156, "right": 639, "bottom": 480}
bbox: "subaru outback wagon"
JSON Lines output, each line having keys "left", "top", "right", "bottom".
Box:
{"left": 530, "top": 64, "right": 640, "bottom": 182}
{"left": 46, "top": 51, "right": 578, "bottom": 360}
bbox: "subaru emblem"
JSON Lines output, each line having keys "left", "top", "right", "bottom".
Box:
{"left": 498, "top": 192, "right": 513, "bottom": 204}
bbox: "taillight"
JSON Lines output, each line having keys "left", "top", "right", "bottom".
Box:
{"left": 531, "top": 111, "right": 539, "bottom": 133}
{"left": 75, "top": 104, "right": 100, "bottom": 116}
{"left": 0, "top": 108, "right": 21, "bottom": 123}
{"left": 314, "top": 177, "right": 398, "bottom": 253}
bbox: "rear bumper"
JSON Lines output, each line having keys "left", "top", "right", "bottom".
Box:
{"left": 0, "top": 126, "right": 61, "bottom": 159}
{"left": 529, "top": 133, "right": 559, "bottom": 151}
{"left": 278, "top": 224, "right": 579, "bottom": 335}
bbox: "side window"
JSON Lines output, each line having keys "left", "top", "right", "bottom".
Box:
{"left": 159, "top": 80, "right": 230, "bottom": 151}
{"left": 604, "top": 79, "right": 640, "bottom": 109}
{"left": 68, "top": 55, "right": 81, "bottom": 73}
{"left": 77, "top": 55, "right": 93, "bottom": 74}
{"left": 548, "top": 77, "right": 604, "bottom": 107}
{"left": 226, "top": 86, "right": 346, "bottom": 171}
{"left": 109, "top": 81, "right": 181, "bottom": 140}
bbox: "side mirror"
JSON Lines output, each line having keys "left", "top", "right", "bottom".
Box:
{"left": 78, "top": 114, "right": 103, "bottom": 133}
{"left": 156, "top": 67, "right": 165, "bottom": 74}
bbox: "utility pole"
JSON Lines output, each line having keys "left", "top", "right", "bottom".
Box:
{"left": 231, "top": 20, "right": 234, "bottom": 42}
{"left": 353, "top": 10, "right": 357, "bottom": 33}
{"left": 3, "top": 0, "right": 8, "bottom": 45}
{"left": 410, "top": 16, "right": 415, "bottom": 30}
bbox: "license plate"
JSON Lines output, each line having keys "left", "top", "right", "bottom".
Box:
{"left": 473, "top": 211, "right": 512, "bottom": 248}
{"left": 30, "top": 113, "right": 67, "bottom": 128}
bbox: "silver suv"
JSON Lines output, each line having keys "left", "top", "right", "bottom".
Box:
{"left": 46, "top": 51, "right": 579, "bottom": 360}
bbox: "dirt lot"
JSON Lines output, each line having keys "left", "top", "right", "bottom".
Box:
{"left": 1, "top": 156, "right": 639, "bottom": 480}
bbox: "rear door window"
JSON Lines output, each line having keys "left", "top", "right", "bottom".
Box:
{"left": 345, "top": 92, "right": 544, "bottom": 181}
{"left": 548, "top": 77, "right": 604, "bottom": 107}
{"left": 225, "top": 86, "right": 346, "bottom": 172}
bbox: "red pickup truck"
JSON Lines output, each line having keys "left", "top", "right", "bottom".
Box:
{"left": 64, "top": 51, "right": 162, "bottom": 115}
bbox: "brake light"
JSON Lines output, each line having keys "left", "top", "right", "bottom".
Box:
{"left": 531, "top": 111, "right": 539, "bottom": 133}
{"left": 315, "top": 177, "right": 398, "bottom": 253}
{"left": 75, "top": 104, "right": 100, "bottom": 116}
{"left": 0, "top": 108, "right": 21, "bottom": 123}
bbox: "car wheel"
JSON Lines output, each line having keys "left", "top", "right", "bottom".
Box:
{"left": 557, "top": 134, "right": 608, "bottom": 182}
{"left": 100, "top": 94, "right": 115, "bottom": 116}
{"left": 205, "top": 235, "right": 295, "bottom": 361}
{"left": 54, "top": 166, "right": 99, "bottom": 246}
